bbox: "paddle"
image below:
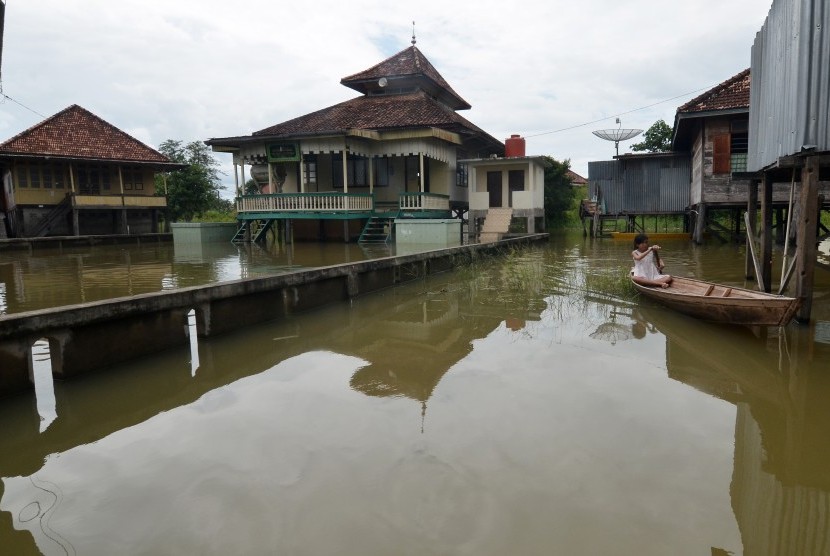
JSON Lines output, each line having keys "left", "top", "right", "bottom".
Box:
{"left": 652, "top": 246, "right": 665, "bottom": 274}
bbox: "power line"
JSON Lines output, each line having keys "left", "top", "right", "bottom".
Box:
{"left": 0, "top": 90, "right": 47, "bottom": 118}
{"left": 524, "top": 84, "right": 714, "bottom": 138}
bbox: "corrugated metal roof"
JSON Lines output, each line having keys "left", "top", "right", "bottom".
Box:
{"left": 749, "top": 0, "right": 830, "bottom": 171}
{"left": 588, "top": 155, "right": 690, "bottom": 215}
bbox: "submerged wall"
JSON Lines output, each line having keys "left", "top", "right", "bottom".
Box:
{"left": 0, "top": 234, "right": 548, "bottom": 397}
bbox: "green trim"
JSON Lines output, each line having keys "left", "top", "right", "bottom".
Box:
{"left": 266, "top": 142, "right": 301, "bottom": 162}
{"left": 238, "top": 212, "right": 375, "bottom": 221}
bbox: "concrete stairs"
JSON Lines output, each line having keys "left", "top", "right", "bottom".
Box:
{"left": 479, "top": 207, "right": 513, "bottom": 242}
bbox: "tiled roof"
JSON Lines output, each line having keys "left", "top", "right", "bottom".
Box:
{"left": 253, "top": 90, "right": 495, "bottom": 143}
{"left": 566, "top": 169, "right": 587, "bottom": 185}
{"left": 340, "top": 46, "right": 469, "bottom": 109}
{"left": 677, "top": 68, "right": 751, "bottom": 113}
{"left": 0, "top": 104, "right": 173, "bottom": 163}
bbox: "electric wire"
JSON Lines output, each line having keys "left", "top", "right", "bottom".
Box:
{"left": 524, "top": 84, "right": 716, "bottom": 138}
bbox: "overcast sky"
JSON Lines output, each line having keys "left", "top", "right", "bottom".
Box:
{"left": 0, "top": 0, "right": 773, "bottom": 194}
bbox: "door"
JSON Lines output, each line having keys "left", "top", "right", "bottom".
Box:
{"left": 487, "top": 171, "right": 502, "bottom": 207}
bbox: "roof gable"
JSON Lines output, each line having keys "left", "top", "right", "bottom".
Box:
{"left": 340, "top": 46, "right": 471, "bottom": 110}
{"left": 0, "top": 105, "right": 172, "bottom": 164}
{"left": 678, "top": 68, "right": 751, "bottom": 114}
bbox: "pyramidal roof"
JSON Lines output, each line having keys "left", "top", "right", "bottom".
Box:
{"left": 252, "top": 90, "right": 492, "bottom": 141}
{"left": 677, "top": 68, "right": 751, "bottom": 114}
{"left": 340, "top": 45, "right": 471, "bottom": 110}
{"left": 0, "top": 104, "right": 174, "bottom": 164}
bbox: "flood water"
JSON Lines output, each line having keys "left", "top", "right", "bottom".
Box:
{"left": 1, "top": 233, "right": 829, "bottom": 555}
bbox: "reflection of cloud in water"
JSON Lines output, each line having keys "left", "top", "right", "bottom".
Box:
{"left": 1, "top": 475, "right": 76, "bottom": 556}
{"left": 0, "top": 351, "right": 368, "bottom": 554}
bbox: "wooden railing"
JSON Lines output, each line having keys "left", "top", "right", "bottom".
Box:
{"left": 399, "top": 192, "right": 450, "bottom": 212}
{"left": 72, "top": 194, "right": 167, "bottom": 208}
{"left": 237, "top": 192, "right": 374, "bottom": 213}
{"left": 236, "top": 192, "right": 451, "bottom": 216}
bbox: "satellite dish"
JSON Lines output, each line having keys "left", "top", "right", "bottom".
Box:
{"left": 592, "top": 119, "right": 642, "bottom": 156}
{"left": 378, "top": 77, "right": 388, "bottom": 87}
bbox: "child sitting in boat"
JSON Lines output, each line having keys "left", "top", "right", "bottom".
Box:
{"left": 631, "top": 234, "right": 673, "bottom": 288}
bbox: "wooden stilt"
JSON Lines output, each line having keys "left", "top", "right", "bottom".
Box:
{"left": 760, "top": 173, "right": 773, "bottom": 292}
{"left": 795, "top": 156, "right": 819, "bottom": 323}
{"left": 693, "top": 203, "right": 706, "bottom": 244}
{"left": 744, "top": 179, "right": 756, "bottom": 280}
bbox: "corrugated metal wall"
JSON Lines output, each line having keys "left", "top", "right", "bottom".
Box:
{"left": 749, "top": 0, "right": 830, "bottom": 171}
{"left": 588, "top": 155, "right": 690, "bottom": 214}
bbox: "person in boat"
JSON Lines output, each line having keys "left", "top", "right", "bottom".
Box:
{"left": 631, "top": 234, "right": 673, "bottom": 288}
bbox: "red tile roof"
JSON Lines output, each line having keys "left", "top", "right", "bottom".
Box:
{"left": 677, "top": 68, "right": 751, "bottom": 113}
{"left": 0, "top": 104, "right": 173, "bottom": 164}
{"left": 253, "top": 90, "right": 496, "bottom": 144}
{"left": 566, "top": 169, "right": 587, "bottom": 185}
{"left": 341, "top": 46, "right": 470, "bottom": 110}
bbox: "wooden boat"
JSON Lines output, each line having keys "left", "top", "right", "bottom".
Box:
{"left": 631, "top": 275, "right": 801, "bottom": 326}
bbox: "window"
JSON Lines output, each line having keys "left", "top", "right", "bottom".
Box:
{"left": 42, "top": 166, "right": 53, "bottom": 189}
{"left": 456, "top": 163, "right": 468, "bottom": 187}
{"left": 373, "top": 157, "right": 390, "bottom": 187}
{"left": 122, "top": 168, "right": 144, "bottom": 191}
{"left": 29, "top": 166, "right": 42, "bottom": 188}
{"left": 712, "top": 135, "right": 731, "bottom": 175}
{"left": 303, "top": 155, "right": 318, "bottom": 187}
{"left": 332, "top": 154, "right": 370, "bottom": 187}
{"left": 508, "top": 170, "right": 525, "bottom": 206}
{"left": 76, "top": 166, "right": 113, "bottom": 195}
{"left": 730, "top": 121, "right": 748, "bottom": 173}
{"left": 713, "top": 120, "right": 749, "bottom": 175}
{"left": 17, "top": 165, "right": 29, "bottom": 188}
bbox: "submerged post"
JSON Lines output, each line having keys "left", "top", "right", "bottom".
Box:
{"left": 760, "top": 174, "right": 773, "bottom": 292}
{"left": 795, "top": 156, "right": 819, "bottom": 322}
{"left": 745, "top": 179, "right": 758, "bottom": 279}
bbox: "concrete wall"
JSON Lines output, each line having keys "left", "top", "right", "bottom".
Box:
{"left": 0, "top": 234, "right": 548, "bottom": 397}
{"left": 171, "top": 222, "right": 237, "bottom": 243}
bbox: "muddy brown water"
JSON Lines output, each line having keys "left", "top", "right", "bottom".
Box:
{"left": 1, "top": 234, "right": 829, "bottom": 555}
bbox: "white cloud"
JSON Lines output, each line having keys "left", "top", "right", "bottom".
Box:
{"left": 0, "top": 0, "right": 772, "bottom": 183}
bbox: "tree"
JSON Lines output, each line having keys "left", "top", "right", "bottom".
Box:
{"left": 155, "top": 140, "right": 227, "bottom": 221}
{"left": 631, "top": 119, "right": 673, "bottom": 152}
{"left": 543, "top": 156, "right": 577, "bottom": 226}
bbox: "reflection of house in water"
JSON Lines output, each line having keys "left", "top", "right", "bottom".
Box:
{"left": 0, "top": 249, "right": 174, "bottom": 314}
{"left": 645, "top": 307, "right": 830, "bottom": 553}
{"left": 341, "top": 274, "right": 544, "bottom": 424}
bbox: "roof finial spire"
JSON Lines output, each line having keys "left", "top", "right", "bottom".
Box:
{"left": 411, "top": 21, "right": 416, "bottom": 46}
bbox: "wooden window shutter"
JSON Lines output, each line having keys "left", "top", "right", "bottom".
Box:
{"left": 712, "top": 134, "right": 731, "bottom": 174}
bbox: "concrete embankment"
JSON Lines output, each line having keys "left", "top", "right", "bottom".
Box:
{"left": 0, "top": 233, "right": 171, "bottom": 252}
{"left": 0, "top": 234, "right": 548, "bottom": 397}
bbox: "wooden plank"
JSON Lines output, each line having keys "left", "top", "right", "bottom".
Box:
{"left": 744, "top": 211, "right": 766, "bottom": 293}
